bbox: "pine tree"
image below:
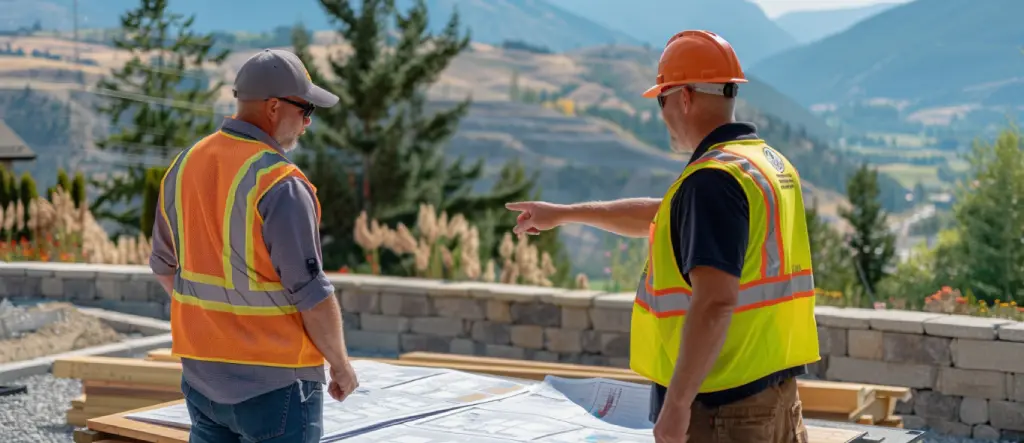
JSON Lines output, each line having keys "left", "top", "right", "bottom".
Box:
{"left": 291, "top": 1, "right": 533, "bottom": 270}
{"left": 805, "top": 199, "right": 852, "bottom": 292}
{"left": 840, "top": 164, "right": 896, "bottom": 298}
{"left": 70, "top": 171, "right": 86, "bottom": 208}
{"left": 487, "top": 158, "right": 572, "bottom": 287}
{"left": 57, "top": 168, "right": 71, "bottom": 193}
{"left": 0, "top": 169, "right": 11, "bottom": 208}
{"left": 90, "top": 0, "right": 228, "bottom": 235}
{"left": 140, "top": 166, "right": 166, "bottom": 238}
{"left": 953, "top": 125, "right": 1024, "bottom": 302}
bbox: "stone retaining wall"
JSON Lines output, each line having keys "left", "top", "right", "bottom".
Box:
{"left": 3, "top": 262, "right": 1024, "bottom": 439}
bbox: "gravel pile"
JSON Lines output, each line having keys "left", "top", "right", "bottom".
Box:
{"left": 0, "top": 374, "right": 81, "bottom": 443}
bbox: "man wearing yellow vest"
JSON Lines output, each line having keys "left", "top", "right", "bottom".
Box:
{"left": 149, "top": 49, "right": 358, "bottom": 443}
{"left": 506, "top": 30, "right": 818, "bottom": 443}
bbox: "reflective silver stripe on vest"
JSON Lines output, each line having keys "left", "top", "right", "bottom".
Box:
{"left": 698, "top": 149, "right": 781, "bottom": 277}
{"left": 161, "top": 144, "right": 299, "bottom": 310}
{"left": 634, "top": 271, "right": 815, "bottom": 316}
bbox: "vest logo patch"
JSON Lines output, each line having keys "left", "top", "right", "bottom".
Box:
{"left": 763, "top": 147, "right": 785, "bottom": 173}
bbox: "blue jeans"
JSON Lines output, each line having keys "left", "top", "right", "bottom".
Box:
{"left": 182, "top": 378, "right": 323, "bottom": 443}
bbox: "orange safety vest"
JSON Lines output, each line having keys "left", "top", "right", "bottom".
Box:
{"left": 158, "top": 129, "right": 325, "bottom": 368}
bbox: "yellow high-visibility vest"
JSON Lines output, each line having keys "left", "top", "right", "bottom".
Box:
{"left": 629, "top": 139, "right": 820, "bottom": 393}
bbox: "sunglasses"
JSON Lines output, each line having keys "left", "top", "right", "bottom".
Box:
{"left": 275, "top": 97, "right": 316, "bottom": 118}
{"left": 657, "top": 85, "right": 687, "bottom": 108}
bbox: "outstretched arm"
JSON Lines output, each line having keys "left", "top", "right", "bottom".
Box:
{"left": 507, "top": 198, "right": 661, "bottom": 239}
{"left": 561, "top": 198, "right": 662, "bottom": 238}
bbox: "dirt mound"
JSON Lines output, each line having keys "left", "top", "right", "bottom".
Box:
{"left": 0, "top": 303, "right": 123, "bottom": 364}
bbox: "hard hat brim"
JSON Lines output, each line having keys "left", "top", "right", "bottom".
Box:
{"left": 642, "top": 84, "right": 662, "bottom": 98}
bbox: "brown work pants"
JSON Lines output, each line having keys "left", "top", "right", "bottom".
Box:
{"left": 686, "top": 378, "right": 809, "bottom": 443}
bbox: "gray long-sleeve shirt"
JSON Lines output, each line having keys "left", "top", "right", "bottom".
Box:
{"left": 149, "top": 117, "right": 333, "bottom": 404}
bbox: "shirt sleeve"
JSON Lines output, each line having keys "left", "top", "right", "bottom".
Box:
{"left": 148, "top": 199, "right": 178, "bottom": 276}
{"left": 670, "top": 168, "right": 750, "bottom": 285}
{"left": 258, "top": 176, "right": 335, "bottom": 312}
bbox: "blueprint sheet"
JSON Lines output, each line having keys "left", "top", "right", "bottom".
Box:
{"left": 540, "top": 375, "right": 654, "bottom": 429}
{"left": 346, "top": 380, "right": 653, "bottom": 442}
{"left": 125, "top": 359, "right": 532, "bottom": 441}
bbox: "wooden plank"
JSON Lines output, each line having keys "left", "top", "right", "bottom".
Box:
{"left": 381, "top": 358, "right": 650, "bottom": 383}
{"left": 145, "top": 349, "right": 180, "bottom": 363}
{"left": 796, "top": 379, "right": 875, "bottom": 415}
{"left": 53, "top": 356, "right": 182, "bottom": 386}
{"left": 83, "top": 380, "right": 182, "bottom": 393}
{"left": 82, "top": 394, "right": 168, "bottom": 411}
{"left": 87, "top": 401, "right": 191, "bottom": 443}
{"left": 400, "top": 352, "right": 637, "bottom": 375}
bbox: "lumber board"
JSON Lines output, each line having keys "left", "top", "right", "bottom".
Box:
{"left": 53, "top": 356, "right": 182, "bottom": 386}
{"left": 399, "top": 351, "right": 637, "bottom": 375}
{"left": 879, "top": 416, "right": 904, "bottom": 428}
{"left": 381, "top": 358, "right": 650, "bottom": 382}
{"left": 144, "top": 349, "right": 180, "bottom": 363}
{"left": 67, "top": 407, "right": 95, "bottom": 427}
{"left": 80, "top": 394, "right": 169, "bottom": 411}
{"left": 796, "top": 379, "right": 876, "bottom": 415}
{"left": 83, "top": 380, "right": 182, "bottom": 394}
{"left": 87, "top": 401, "right": 191, "bottom": 443}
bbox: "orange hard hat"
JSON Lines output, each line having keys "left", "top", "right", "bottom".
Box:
{"left": 642, "top": 30, "right": 747, "bottom": 98}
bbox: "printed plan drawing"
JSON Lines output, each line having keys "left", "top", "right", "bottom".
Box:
{"left": 541, "top": 375, "right": 654, "bottom": 429}
{"left": 126, "top": 360, "right": 657, "bottom": 442}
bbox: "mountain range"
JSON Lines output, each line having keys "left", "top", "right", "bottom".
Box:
{"left": 751, "top": 0, "right": 1024, "bottom": 109}
{"left": 773, "top": 2, "right": 900, "bottom": 44}
{"left": 3, "top": 0, "right": 899, "bottom": 66}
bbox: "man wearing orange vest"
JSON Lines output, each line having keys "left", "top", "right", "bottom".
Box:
{"left": 507, "top": 30, "right": 818, "bottom": 442}
{"left": 149, "top": 48, "right": 359, "bottom": 443}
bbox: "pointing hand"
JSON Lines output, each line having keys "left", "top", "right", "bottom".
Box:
{"left": 504, "top": 201, "right": 567, "bottom": 236}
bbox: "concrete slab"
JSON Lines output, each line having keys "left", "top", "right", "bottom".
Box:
{"left": 76, "top": 306, "right": 171, "bottom": 335}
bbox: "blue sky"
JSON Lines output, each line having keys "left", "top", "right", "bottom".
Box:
{"left": 751, "top": 0, "right": 911, "bottom": 17}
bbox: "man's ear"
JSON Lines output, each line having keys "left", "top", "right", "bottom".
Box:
{"left": 680, "top": 88, "right": 693, "bottom": 115}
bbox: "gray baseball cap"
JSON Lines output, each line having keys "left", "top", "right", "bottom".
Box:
{"left": 233, "top": 48, "right": 339, "bottom": 108}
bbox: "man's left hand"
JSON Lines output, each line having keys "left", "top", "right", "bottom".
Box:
{"left": 653, "top": 402, "right": 690, "bottom": 443}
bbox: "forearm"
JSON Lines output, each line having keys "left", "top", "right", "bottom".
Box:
{"left": 665, "top": 289, "right": 736, "bottom": 406}
{"left": 561, "top": 198, "right": 660, "bottom": 238}
{"left": 300, "top": 295, "right": 351, "bottom": 367}
{"left": 156, "top": 274, "right": 174, "bottom": 296}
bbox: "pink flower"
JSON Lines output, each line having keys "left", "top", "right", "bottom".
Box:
{"left": 604, "top": 267, "right": 611, "bottom": 274}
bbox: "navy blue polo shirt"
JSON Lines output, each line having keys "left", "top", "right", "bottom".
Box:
{"left": 648, "top": 122, "right": 807, "bottom": 420}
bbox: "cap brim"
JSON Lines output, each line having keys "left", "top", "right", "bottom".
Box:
{"left": 641, "top": 84, "right": 662, "bottom": 98}
{"left": 302, "top": 84, "right": 340, "bottom": 108}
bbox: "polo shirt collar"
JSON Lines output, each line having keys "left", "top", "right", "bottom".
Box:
{"left": 219, "top": 116, "right": 287, "bottom": 154}
{"left": 687, "top": 122, "right": 759, "bottom": 164}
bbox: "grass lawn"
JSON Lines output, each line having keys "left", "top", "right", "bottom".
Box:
{"left": 864, "top": 132, "right": 937, "bottom": 148}
{"left": 877, "top": 163, "right": 940, "bottom": 189}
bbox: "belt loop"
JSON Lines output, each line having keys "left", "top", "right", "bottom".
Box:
{"left": 297, "top": 380, "right": 311, "bottom": 403}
